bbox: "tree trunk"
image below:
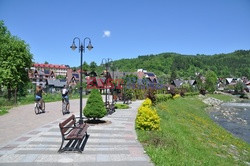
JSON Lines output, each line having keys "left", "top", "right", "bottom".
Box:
{"left": 7, "top": 87, "right": 12, "bottom": 101}
{"left": 14, "top": 88, "right": 17, "bottom": 104}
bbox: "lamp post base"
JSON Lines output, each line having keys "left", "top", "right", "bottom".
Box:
{"left": 78, "top": 118, "right": 84, "bottom": 124}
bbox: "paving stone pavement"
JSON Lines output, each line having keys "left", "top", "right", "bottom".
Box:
{"left": 0, "top": 100, "right": 154, "bottom": 166}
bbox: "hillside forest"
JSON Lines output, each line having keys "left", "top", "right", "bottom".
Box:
{"left": 109, "top": 50, "right": 250, "bottom": 82}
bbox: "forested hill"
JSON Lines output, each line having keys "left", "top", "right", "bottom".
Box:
{"left": 112, "top": 50, "right": 250, "bottom": 79}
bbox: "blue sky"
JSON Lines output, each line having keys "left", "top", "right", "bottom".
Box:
{"left": 0, "top": 0, "right": 250, "bottom": 67}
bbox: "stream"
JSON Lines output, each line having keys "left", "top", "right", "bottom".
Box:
{"left": 209, "top": 100, "right": 250, "bottom": 144}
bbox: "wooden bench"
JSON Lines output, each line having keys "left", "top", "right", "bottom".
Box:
{"left": 58, "top": 114, "right": 89, "bottom": 153}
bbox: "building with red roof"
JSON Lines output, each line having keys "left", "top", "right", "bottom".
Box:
{"left": 33, "top": 63, "right": 69, "bottom": 76}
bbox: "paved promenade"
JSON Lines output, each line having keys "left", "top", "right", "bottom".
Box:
{"left": 0, "top": 99, "right": 153, "bottom": 166}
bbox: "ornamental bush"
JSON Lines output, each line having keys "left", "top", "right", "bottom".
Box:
{"left": 136, "top": 105, "right": 160, "bottom": 131}
{"left": 173, "top": 94, "right": 181, "bottom": 99}
{"left": 83, "top": 89, "right": 106, "bottom": 120}
{"left": 136, "top": 98, "right": 160, "bottom": 131}
{"left": 142, "top": 98, "right": 152, "bottom": 107}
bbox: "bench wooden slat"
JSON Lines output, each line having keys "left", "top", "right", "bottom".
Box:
{"left": 58, "top": 114, "right": 89, "bottom": 153}
{"left": 60, "top": 114, "right": 75, "bottom": 127}
{"left": 66, "top": 125, "right": 89, "bottom": 140}
{"left": 61, "top": 120, "right": 76, "bottom": 134}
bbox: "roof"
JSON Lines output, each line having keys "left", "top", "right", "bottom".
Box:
{"left": 33, "top": 63, "right": 69, "bottom": 69}
{"left": 113, "top": 71, "right": 136, "bottom": 78}
{"left": 144, "top": 72, "right": 155, "bottom": 77}
{"left": 72, "top": 73, "right": 79, "bottom": 78}
{"left": 97, "top": 79, "right": 104, "bottom": 87}
{"left": 173, "top": 80, "right": 183, "bottom": 88}
{"left": 245, "top": 81, "right": 250, "bottom": 85}
{"left": 188, "top": 80, "right": 196, "bottom": 85}
{"left": 47, "top": 79, "right": 67, "bottom": 87}
{"left": 226, "top": 78, "right": 233, "bottom": 83}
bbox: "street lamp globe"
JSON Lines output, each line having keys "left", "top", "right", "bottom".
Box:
{"left": 70, "top": 42, "right": 77, "bottom": 51}
{"left": 86, "top": 41, "right": 93, "bottom": 51}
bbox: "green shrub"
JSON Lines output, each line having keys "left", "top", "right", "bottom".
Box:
{"left": 84, "top": 89, "right": 106, "bottom": 120}
{"left": 185, "top": 92, "right": 199, "bottom": 96}
{"left": 123, "top": 88, "right": 133, "bottom": 101}
{"left": 234, "top": 81, "right": 244, "bottom": 94}
{"left": 0, "top": 97, "right": 15, "bottom": 106}
{"left": 136, "top": 98, "right": 160, "bottom": 131}
{"left": 155, "top": 94, "right": 172, "bottom": 103}
{"left": 173, "top": 94, "right": 181, "bottom": 99}
{"left": 136, "top": 105, "right": 160, "bottom": 131}
{"left": 0, "top": 107, "right": 8, "bottom": 115}
{"left": 142, "top": 98, "right": 152, "bottom": 107}
{"left": 134, "top": 89, "right": 145, "bottom": 100}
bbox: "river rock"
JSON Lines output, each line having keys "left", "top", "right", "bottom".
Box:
{"left": 203, "top": 97, "right": 223, "bottom": 106}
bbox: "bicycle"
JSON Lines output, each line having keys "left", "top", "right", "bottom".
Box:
{"left": 34, "top": 99, "right": 45, "bottom": 115}
{"left": 62, "top": 98, "right": 70, "bottom": 115}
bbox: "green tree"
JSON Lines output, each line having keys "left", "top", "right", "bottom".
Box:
{"left": 17, "top": 81, "right": 33, "bottom": 97}
{"left": 82, "top": 61, "right": 89, "bottom": 71}
{"left": 84, "top": 89, "right": 106, "bottom": 120}
{"left": 44, "top": 61, "right": 49, "bottom": 64}
{"left": 181, "top": 82, "right": 192, "bottom": 92}
{"left": 0, "top": 21, "right": 33, "bottom": 101}
{"left": 170, "top": 70, "right": 177, "bottom": 82}
{"left": 234, "top": 81, "right": 244, "bottom": 94}
{"left": 90, "top": 61, "right": 97, "bottom": 72}
{"left": 205, "top": 70, "right": 218, "bottom": 93}
{"left": 196, "top": 74, "right": 206, "bottom": 95}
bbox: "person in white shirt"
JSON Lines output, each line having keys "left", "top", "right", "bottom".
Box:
{"left": 61, "top": 85, "right": 69, "bottom": 104}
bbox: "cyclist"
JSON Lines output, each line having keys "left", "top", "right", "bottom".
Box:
{"left": 35, "top": 85, "right": 45, "bottom": 109}
{"left": 61, "top": 85, "right": 69, "bottom": 104}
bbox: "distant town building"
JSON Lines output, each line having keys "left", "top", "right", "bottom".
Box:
{"left": 66, "top": 68, "right": 80, "bottom": 86}
{"left": 46, "top": 79, "right": 67, "bottom": 93}
{"left": 28, "top": 63, "right": 69, "bottom": 88}
{"left": 137, "top": 69, "right": 158, "bottom": 83}
{"left": 33, "top": 63, "right": 69, "bottom": 76}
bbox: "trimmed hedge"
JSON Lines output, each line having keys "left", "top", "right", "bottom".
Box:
{"left": 185, "top": 92, "right": 200, "bottom": 96}
{"left": 155, "top": 94, "right": 172, "bottom": 103}
{"left": 83, "top": 89, "right": 106, "bottom": 120}
{"left": 156, "top": 92, "right": 199, "bottom": 103}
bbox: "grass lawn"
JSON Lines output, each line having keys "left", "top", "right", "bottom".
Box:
{"left": 206, "top": 93, "right": 236, "bottom": 102}
{"left": 115, "top": 103, "right": 130, "bottom": 109}
{"left": 137, "top": 96, "right": 250, "bottom": 165}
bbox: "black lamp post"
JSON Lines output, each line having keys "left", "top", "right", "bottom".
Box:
{"left": 111, "top": 64, "right": 115, "bottom": 102}
{"left": 101, "top": 58, "right": 113, "bottom": 108}
{"left": 70, "top": 37, "right": 93, "bottom": 124}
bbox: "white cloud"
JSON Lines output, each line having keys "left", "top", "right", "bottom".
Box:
{"left": 103, "top": 30, "right": 111, "bottom": 37}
